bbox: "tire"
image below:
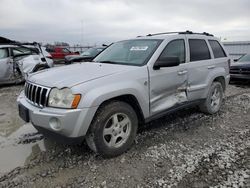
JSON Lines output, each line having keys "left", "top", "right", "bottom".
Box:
{"left": 86, "top": 101, "right": 138, "bottom": 158}
{"left": 65, "top": 61, "right": 72, "bottom": 65}
{"left": 199, "top": 81, "right": 224, "bottom": 114}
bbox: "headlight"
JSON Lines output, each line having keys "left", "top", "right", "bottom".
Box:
{"left": 48, "top": 88, "right": 81, "bottom": 109}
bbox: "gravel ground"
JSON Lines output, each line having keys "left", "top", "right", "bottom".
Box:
{"left": 0, "top": 83, "right": 249, "bottom": 188}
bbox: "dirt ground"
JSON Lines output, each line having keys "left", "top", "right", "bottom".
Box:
{"left": 0, "top": 82, "right": 249, "bottom": 188}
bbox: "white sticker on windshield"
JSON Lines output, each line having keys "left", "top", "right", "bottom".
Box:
{"left": 130, "top": 46, "right": 148, "bottom": 51}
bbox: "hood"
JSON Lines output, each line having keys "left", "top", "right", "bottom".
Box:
{"left": 65, "top": 55, "right": 79, "bottom": 59}
{"left": 28, "top": 62, "right": 138, "bottom": 88}
{"left": 231, "top": 61, "right": 250, "bottom": 68}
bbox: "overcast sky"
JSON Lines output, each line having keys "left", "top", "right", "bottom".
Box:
{"left": 0, "top": 0, "right": 249, "bottom": 45}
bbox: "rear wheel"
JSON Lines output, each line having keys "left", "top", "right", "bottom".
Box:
{"left": 199, "top": 81, "right": 223, "bottom": 114}
{"left": 86, "top": 101, "right": 138, "bottom": 158}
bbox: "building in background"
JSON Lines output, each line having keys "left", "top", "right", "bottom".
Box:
{"left": 223, "top": 41, "right": 250, "bottom": 60}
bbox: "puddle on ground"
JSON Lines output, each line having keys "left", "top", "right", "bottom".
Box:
{"left": 0, "top": 123, "right": 55, "bottom": 175}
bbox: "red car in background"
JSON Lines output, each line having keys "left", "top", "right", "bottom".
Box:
{"left": 46, "top": 47, "right": 78, "bottom": 63}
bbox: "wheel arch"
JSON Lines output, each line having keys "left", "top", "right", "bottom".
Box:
{"left": 92, "top": 94, "right": 145, "bottom": 127}
{"left": 213, "top": 76, "right": 226, "bottom": 91}
{"left": 32, "top": 63, "right": 50, "bottom": 72}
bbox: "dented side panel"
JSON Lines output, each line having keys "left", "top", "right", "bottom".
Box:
{"left": 149, "top": 63, "right": 189, "bottom": 115}
{"left": 0, "top": 57, "right": 13, "bottom": 82}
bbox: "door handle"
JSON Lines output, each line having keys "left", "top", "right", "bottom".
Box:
{"left": 178, "top": 70, "right": 187, "bottom": 75}
{"left": 207, "top": 65, "right": 215, "bottom": 69}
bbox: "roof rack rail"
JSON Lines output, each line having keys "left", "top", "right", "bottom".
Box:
{"left": 146, "top": 31, "right": 183, "bottom": 37}
{"left": 145, "top": 30, "right": 213, "bottom": 37}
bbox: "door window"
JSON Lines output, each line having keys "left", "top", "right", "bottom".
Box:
{"left": 159, "top": 39, "right": 186, "bottom": 63}
{"left": 208, "top": 40, "right": 226, "bottom": 58}
{"left": 189, "top": 39, "right": 211, "bottom": 62}
{"left": 0, "top": 48, "right": 9, "bottom": 59}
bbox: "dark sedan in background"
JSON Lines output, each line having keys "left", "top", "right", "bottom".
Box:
{"left": 230, "top": 54, "right": 250, "bottom": 81}
{"left": 64, "top": 47, "right": 105, "bottom": 64}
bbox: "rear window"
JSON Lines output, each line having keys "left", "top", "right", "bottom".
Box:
{"left": 189, "top": 39, "right": 211, "bottom": 62}
{"left": 208, "top": 40, "right": 226, "bottom": 58}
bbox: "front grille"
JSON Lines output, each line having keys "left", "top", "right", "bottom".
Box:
{"left": 24, "top": 82, "right": 50, "bottom": 107}
{"left": 230, "top": 68, "right": 250, "bottom": 75}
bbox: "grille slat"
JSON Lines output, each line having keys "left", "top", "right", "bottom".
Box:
{"left": 31, "top": 85, "right": 35, "bottom": 102}
{"left": 24, "top": 82, "right": 50, "bottom": 108}
{"left": 39, "top": 88, "right": 43, "bottom": 105}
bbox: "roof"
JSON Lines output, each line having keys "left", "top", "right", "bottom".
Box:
{"left": 0, "top": 44, "right": 18, "bottom": 48}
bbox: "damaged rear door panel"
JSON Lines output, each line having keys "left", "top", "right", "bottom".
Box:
{"left": 149, "top": 38, "right": 188, "bottom": 115}
{"left": 0, "top": 48, "right": 13, "bottom": 82}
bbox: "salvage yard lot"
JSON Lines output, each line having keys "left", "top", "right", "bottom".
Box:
{"left": 0, "top": 83, "right": 250, "bottom": 187}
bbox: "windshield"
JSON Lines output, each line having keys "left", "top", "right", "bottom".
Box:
{"left": 238, "top": 54, "right": 250, "bottom": 62}
{"left": 81, "top": 48, "right": 103, "bottom": 57}
{"left": 93, "top": 39, "right": 162, "bottom": 66}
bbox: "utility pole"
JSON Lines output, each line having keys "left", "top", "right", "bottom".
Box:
{"left": 81, "top": 19, "right": 84, "bottom": 46}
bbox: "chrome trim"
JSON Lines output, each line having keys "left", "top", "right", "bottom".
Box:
{"left": 24, "top": 81, "right": 51, "bottom": 108}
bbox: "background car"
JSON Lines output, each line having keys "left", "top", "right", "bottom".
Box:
{"left": 64, "top": 47, "right": 105, "bottom": 64}
{"left": 230, "top": 54, "right": 250, "bottom": 81}
{"left": 0, "top": 36, "right": 54, "bottom": 85}
{"left": 27, "top": 46, "right": 53, "bottom": 67}
{"left": 46, "top": 47, "right": 78, "bottom": 63}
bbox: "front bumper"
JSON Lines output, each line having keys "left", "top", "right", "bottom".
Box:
{"left": 17, "top": 91, "right": 98, "bottom": 140}
{"left": 230, "top": 74, "right": 250, "bottom": 80}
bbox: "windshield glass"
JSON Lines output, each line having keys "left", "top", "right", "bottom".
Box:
{"left": 94, "top": 39, "right": 161, "bottom": 66}
{"left": 238, "top": 54, "right": 250, "bottom": 62}
{"left": 81, "top": 48, "right": 102, "bottom": 57}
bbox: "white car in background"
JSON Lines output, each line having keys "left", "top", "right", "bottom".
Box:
{"left": 0, "top": 37, "right": 54, "bottom": 85}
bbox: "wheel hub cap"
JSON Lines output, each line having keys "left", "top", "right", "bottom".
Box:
{"left": 103, "top": 113, "right": 131, "bottom": 148}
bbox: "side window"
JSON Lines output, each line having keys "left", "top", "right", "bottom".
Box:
{"left": 189, "top": 39, "right": 211, "bottom": 62}
{"left": 0, "top": 48, "right": 9, "bottom": 59}
{"left": 158, "top": 39, "right": 186, "bottom": 63}
{"left": 208, "top": 40, "right": 226, "bottom": 58}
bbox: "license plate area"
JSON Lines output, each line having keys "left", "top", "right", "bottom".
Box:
{"left": 18, "top": 104, "right": 30, "bottom": 122}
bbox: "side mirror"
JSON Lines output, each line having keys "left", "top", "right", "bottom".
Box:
{"left": 153, "top": 57, "right": 180, "bottom": 70}
{"left": 234, "top": 59, "right": 238, "bottom": 62}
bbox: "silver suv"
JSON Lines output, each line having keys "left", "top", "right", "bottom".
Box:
{"left": 17, "top": 31, "right": 230, "bottom": 157}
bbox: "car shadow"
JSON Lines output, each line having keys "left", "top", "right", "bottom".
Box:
{"left": 230, "top": 80, "right": 250, "bottom": 88}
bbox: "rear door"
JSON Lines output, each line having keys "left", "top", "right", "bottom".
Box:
{"left": 186, "top": 37, "right": 213, "bottom": 100}
{"left": 0, "top": 48, "right": 12, "bottom": 82}
{"left": 208, "top": 39, "right": 229, "bottom": 77}
{"left": 149, "top": 38, "right": 189, "bottom": 115}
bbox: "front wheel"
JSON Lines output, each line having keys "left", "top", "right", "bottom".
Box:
{"left": 86, "top": 101, "right": 138, "bottom": 158}
{"left": 199, "top": 81, "right": 224, "bottom": 114}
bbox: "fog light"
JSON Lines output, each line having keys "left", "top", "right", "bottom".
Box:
{"left": 49, "top": 117, "right": 61, "bottom": 131}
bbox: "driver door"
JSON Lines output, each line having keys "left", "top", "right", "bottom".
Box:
{"left": 149, "top": 39, "right": 188, "bottom": 115}
{"left": 0, "top": 48, "right": 12, "bottom": 82}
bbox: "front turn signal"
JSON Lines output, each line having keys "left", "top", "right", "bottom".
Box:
{"left": 71, "top": 94, "right": 81, "bottom": 109}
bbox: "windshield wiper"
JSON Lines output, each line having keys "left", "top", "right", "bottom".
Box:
{"left": 98, "top": 60, "right": 118, "bottom": 64}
